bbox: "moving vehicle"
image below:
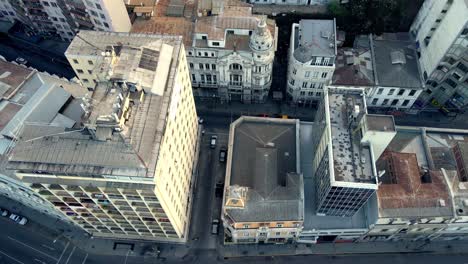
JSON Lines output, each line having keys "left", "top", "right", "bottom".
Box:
{"left": 210, "top": 135, "right": 217, "bottom": 149}
{"left": 219, "top": 147, "right": 227, "bottom": 162}
{"left": 15, "top": 57, "right": 27, "bottom": 65}
{"left": 9, "top": 214, "right": 28, "bottom": 225}
{"left": 211, "top": 219, "right": 219, "bottom": 235}
{"left": 0, "top": 208, "right": 9, "bottom": 217}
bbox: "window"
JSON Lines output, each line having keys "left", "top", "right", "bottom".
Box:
{"left": 200, "top": 75, "right": 205, "bottom": 83}
{"left": 377, "top": 88, "right": 384, "bottom": 95}
{"left": 391, "top": 99, "right": 399, "bottom": 106}
{"left": 229, "top": 63, "right": 242, "bottom": 70}
{"left": 43, "top": 1, "right": 50, "bottom": 6}
{"left": 372, "top": 98, "right": 378, "bottom": 105}
{"left": 88, "top": 60, "right": 93, "bottom": 65}
{"left": 51, "top": 2, "right": 57, "bottom": 7}
{"left": 189, "top": 63, "right": 193, "bottom": 69}
{"left": 202, "top": 36, "right": 207, "bottom": 40}
{"left": 308, "top": 91, "right": 313, "bottom": 96}
{"left": 388, "top": 89, "right": 395, "bottom": 95}
{"left": 277, "top": 224, "right": 283, "bottom": 228}
{"left": 199, "top": 63, "right": 203, "bottom": 70}
{"left": 213, "top": 75, "right": 217, "bottom": 83}
{"left": 289, "top": 79, "right": 295, "bottom": 86}
{"left": 188, "top": 51, "right": 192, "bottom": 56}
{"left": 212, "top": 42, "right": 219, "bottom": 46}
{"left": 313, "top": 72, "right": 319, "bottom": 78}
{"left": 317, "top": 83, "right": 324, "bottom": 89}
{"left": 292, "top": 68, "right": 297, "bottom": 75}
{"left": 397, "top": 89, "right": 405, "bottom": 96}
{"left": 100, "top": 13, "right": 105, "bottom": 19}
{"left": 315, "top": 57, "right": 322, "bottom": 65}
{"left": 445, "top": 78, "right": 457, "bottom": 88}
{"left": 212, "top": 64, "right": 216, "bottom": 70}
{"left": 452, "top": 72, "right": 461, "bottom": 80}
{"left": 275, "top": 232, "right": 281, "bottom": 236}
{"left": 95, "top": 3, "right": 102, "bottom": 10}
{"left": 409, "top": 89, "right": 417, "bottom": 96}
{"left": 73, "top": 59, "right": 79, "bottom": 64}
{"left": 321, "top": 72, "right": 328, "bottom": 78}
{"left": 382, "top": 99, "right": 389, "bottom": 105}
{"left": 302, "top": 82, "right": 308, "bottom": 88}
{"left": 243, "top": 224, "right": 249, "bottom": 228}
{"left": 87, "top": 70, "right": 92, "bottom": 74}
{"left": 77, "top": 69, "right": 84, "bottom": 74}
{"left": 82, "top": 79, "right": 89, "bottom": 83}
{"left": 462, "top": 28, "right": 468, "bottom": 36}
{"left": 457, "top": 62, "right": 468, "bottom": 73}
{"left": 323, "top": 57, "right": 330, "bottom": 66}
{"left": 204, "top": 52, "right": 208, "bottom": 57}
{"left": 206, "top": 74, "right": 212, "bottom": 83}
{"left": 192, "top": 74, "right": 196, "bottom": 81}
{"left": 305, "top": 71, "right": 310, "bottom": 78}
{"left": 310, "top": 83, "right": 316, "bottom": 89}
{"left": 402, "top": 100, "right": 410, "bottom": 106}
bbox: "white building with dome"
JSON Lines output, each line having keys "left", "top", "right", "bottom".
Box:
{"left": 186, "top": 1, "right": 277, "bottom": 104}
{"left": 287, "top": 19, "right": 337, "bottom": 106}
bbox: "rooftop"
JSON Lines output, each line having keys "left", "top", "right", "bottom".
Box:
{"left": 300, "top": 122, "right": 373, "bottom": 231}
{"left": 224, "top": 117, "right": 303, "bottom": 222}
{"left": 372, "top": 33, "right": 424, "bottom": 89}
{"left": 376, "top": 151, "right": 453, "bottom": 218}
{"left": 8, "top": 31, "right": 183, "bottom": 178}
{"left": 332, "top": 47, "right": 375, "bottom": 86}
{"left": 293, "top": 19, "right": 336, "bottom": 63}
{"left": 0, "top": 59, "right": 34, "bottom": 99}
{"left": 327, "top": 90, "right": 374, "bottom": 183}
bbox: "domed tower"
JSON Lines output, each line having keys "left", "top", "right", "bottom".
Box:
{"left": 249, "top": 17, "right": 275, "bottom": 102}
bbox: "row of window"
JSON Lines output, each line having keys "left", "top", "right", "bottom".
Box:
{"left": 371, "top": 98, "right": 411, "bottom": 107}
{"left": 189, "top": 63, "right": 216, "bottom": 71}
{"left": 292, "top": 68, "right": 329, "bottom": 79}
{"left": 192, "top": 74, "right": 217, "bottom": 84}
{"left": 376, "top": 88, "right": 418, "bottom": 97}
{"left": 188, "top": 51, "right": 216, "bottom": 57}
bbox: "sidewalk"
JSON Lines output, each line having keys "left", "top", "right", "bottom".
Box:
{"left": 195, "top": 99, "right": 316, "bottom": 121}
{"left": 220, "top": 240, "right": 467, "bottom": 258}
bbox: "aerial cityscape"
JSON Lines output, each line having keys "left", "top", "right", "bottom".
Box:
{"left": 0, "top": 0, "right": 467, "bottom": 263}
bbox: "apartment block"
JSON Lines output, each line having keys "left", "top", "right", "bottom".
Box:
{"left": 222, "top": 117, "right": 304, "bottom": 244}
{"left": 331, "top": 33, "right": 424, "bottom": 110}
{"left": 312, "top": 87, "right": 396, "bottom": 217}
{"left": 0, "top": 0, "right": 131, "bottom": 41}
{"left": 287, "top": 19, "right": 337, "bottom": 106}
{"left": 6, "top": 31, "right": 199, "bottom": 242}
{"left": 410, "top": 0, "right": 468, "bottom": 111}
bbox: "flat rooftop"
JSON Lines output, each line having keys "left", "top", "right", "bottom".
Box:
{"left": 365, "top": 115, "right": 395, "bottom": 132}
{"left": 300, "top": 122, "right": 372, "bottom": 231}
{"left": 372, "top": 33, "right": 424, "bottom": 89}
{"left": 328, "top": 90, "right": 374, "bottom": 183}
{"left": 376, "top": 151, "right": 452, "bottom": 218}
{"left": 225, "top": 117, "right": 303, "bottom": 222}
{"left": 0, "top": 59, "right": 34, "bottom": 99}
{"left": 293, "top": 19, "right": 336, "bottom": 63}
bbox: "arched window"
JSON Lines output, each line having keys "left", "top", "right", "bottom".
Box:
{"left": 229, "top": 63, "right": 242, "bottom": 70}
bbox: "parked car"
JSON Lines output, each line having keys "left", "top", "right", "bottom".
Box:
{"left": 211, "top": 219, "right": 219, "bottom": 235}
{"left": 219, "top": 147, "right": 227, "bottom": 162}
{"left": 15, "top": 57, "right": 27, "bottom": 65}
{"left": 9, "top": 214, "right": 28, "bottom": 225}
{"left": 0, "top": 208, "right": 9, "bottom": 217}
{"left": 210, "top": 135, "right": 217, "bottom": 149}
{"left": 198, "top": 117, "right": 204, "bottom": 124}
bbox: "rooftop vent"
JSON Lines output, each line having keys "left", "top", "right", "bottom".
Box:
{"left": 390, "top": 50, "right": 406, "bottom": 65}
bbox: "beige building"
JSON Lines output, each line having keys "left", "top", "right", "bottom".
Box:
{"left": 0, "top": 0, "right": 131, "bottom": 42}
{"left": 222, "top": 116, "right": 304, "bottom": 244}
{"left": 6, "top": 31, "right": 199, "bottom": 242}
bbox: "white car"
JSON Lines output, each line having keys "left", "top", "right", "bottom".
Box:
{"left": 0, "top": 208, "right": 8, "bottom": 217}
{"left": 9, "top": 214, "right": 28, "bottom": 225}
{"left": 211, "top": 219, "right": 219, "bottom": 235}
{"left": 210, "top": 135, "right": 217, "bottom": 149}
{"left": 15, "top": 57, "right": 27, "bottom": 65}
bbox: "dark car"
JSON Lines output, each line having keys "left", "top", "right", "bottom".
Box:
{"left": 219, "top": 147, "right": 227, "bottom": 162}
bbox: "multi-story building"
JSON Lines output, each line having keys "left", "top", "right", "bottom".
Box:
{"left": 222, "top": 116, "right": 304, "bottom": 244}
{"left": 0, "top": 57, "right": 86, "bottom": 156}
{"left": 410, "top": 0, "right": 468, "bottom": 112}
{"left": 331, "top": 33, "right": 425, "bottom": 110}
{"left": 287, "top": 19, "right": 337, "bottom": 106}
{"left": 247, "top": 0, "right": 334, "bottom": 5}
{"left": 0, "top": 0, "right": 131, "bottom": 41}
{"left": 312, "top": 87, "right": 396, "bottom": 217}
{"left": 188, "top": 0, "right": 277, "bottom": 103}
{"left": 6, "top": 31, "right": 199, "bottom": 242}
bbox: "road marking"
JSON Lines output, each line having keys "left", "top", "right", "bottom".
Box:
{"left": 56, "top": 241, "right": 69, "bottom": 264}
{"left": 34, "top": 258, "right": 47, "bottom": 264}
{"left": 0, "top": 249, "right": 25, "bottom": 264}
{"left": 81, "top": 253, "right": 88, "bottom": 264}
{"left": 7, "top": 236, "right": 58, "bottom": 261}
{"left": 64, "top": 246, "right": 76, "bottom": 264}
{"left": 42, "top": 244, "right": 56, "bottom": 251}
